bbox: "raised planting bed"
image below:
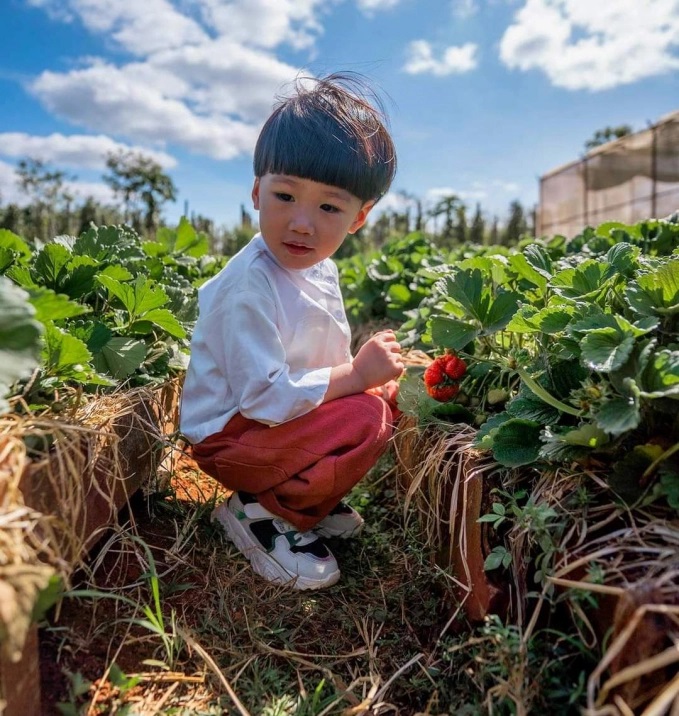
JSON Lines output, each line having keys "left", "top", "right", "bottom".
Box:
{"left": 393, "top": 417, "right": 510, "bottom": 623}
{"left": 0, "top": 379, "right": 180, "bottom": 716}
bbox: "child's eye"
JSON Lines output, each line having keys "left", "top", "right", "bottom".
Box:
{"left": 275, "top": 192, "right": 294, "bottom": 202}
{"left": 320, "top": 204, "right": 340, "bottom": 213}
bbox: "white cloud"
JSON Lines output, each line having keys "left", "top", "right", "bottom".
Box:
{"left": 196, "top": 0, "right": 331, "bottom": 50}
{"left": 451, "top": 0, "right": 479, "bottom": 19}
{"left": 30, "top": 63, "right": 261, "bottom": 160}
{"left": 0, "top": 133, "right": 176, "bottom": 169}
{"left": 0, "top": 160, "right": 22, "bottom": 205}
{"left": 356, "top": 0, "right": 403, "bottom": 14}
{"left": 27, "top": 0, "right": 207, "bottom": 55}
{"left": 403, "top": 40, "right": 478, "bottom": 76}
{"left": 427, "top": 186, "right": 488, "bottom": 202}
{"left": 500, "top": 0, "right": 679, "bottom": 91}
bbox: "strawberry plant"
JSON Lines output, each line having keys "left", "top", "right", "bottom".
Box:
{"left": 399, "top": 216, "right": 679, "bottom": 505}
{"left": 0, "top": 219, "right": 226, "bottom": 409}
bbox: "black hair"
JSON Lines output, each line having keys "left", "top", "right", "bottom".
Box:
{"left": 253, "top": 72, "right": 397, "bottom": 203}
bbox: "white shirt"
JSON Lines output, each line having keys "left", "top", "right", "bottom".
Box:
{"left": 179, "top": 234, "right": 352, "bottom": 443}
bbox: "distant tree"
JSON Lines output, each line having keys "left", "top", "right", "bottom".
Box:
{"left": 16, "top": 158, "right": 74, "bottom": 239}
{"left": 430, "top": 194, "right": 462, "bottom": 244}
{"left": 502, "top": 200, "right": 529, "bottom": 246}
{"left": 453, "top": 204, "right": 468, "bottom": 245}
{"left": 469, "top": 203, "right": 485, "bottom": 245}
{"left": 104, "top": 151, "right": 177, "bottom": 236}
{"left": 585, "top": 125, "right": 633, "bottom": 150}
{"left": 489, "top": 215, "right": 499, "bottom": 245}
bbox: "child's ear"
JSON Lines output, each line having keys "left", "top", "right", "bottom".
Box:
{"left": 251, "top": 178, "right": 261, "bottom": 210}
{"left": 348, "top": 200, "right": 376, "bottom": 234}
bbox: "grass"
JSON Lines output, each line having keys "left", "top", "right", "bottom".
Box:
{"left": 39, "top": 449, "right": 595, "bottom": 715}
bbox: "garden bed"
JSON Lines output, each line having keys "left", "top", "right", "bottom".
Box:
{"left": 0, "top": 379, "right": 180, "bottom": 716}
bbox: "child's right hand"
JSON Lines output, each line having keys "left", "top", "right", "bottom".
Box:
{"left": 352, "top": 330, "right": 404, "bottom": 389}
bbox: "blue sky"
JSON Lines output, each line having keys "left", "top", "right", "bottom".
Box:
{"left": 1, "top": 0, "right": 678, "bottom": 230}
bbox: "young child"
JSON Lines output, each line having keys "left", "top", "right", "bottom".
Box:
{"left": 180, "top": 72, "right": 403, "bottom": 590}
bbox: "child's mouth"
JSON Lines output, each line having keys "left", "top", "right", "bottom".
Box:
{"left": 284, "top": 242, "right": 313, "bottom": 256}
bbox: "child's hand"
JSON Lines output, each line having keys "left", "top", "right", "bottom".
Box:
{"left": 353, "top": 330, "right": 404, "bottom": 389}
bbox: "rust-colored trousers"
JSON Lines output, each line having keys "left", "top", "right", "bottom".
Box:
{"left": 191, "top": 393, "right": 396, "bottom": 531}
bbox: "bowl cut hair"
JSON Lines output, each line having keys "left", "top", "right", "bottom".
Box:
{"left": 253, "top": 73, "right": 397, "bottom": 203}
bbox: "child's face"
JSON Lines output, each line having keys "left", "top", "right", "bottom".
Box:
{"left": 252, "top": 173, "right": 373, "bottom": 270}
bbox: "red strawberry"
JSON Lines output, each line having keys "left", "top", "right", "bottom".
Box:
{"left": 426, "top": 383, "right": 460, "bottom": 402}
{"left": 444, "top": 354, "right": 467, "bottom": 380}
{"left": 424, "top": 361, "right": 444, "bottom": 387}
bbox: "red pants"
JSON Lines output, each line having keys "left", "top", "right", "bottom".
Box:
{"left": 191, "top": 393, "right": 396, "bottom": 531}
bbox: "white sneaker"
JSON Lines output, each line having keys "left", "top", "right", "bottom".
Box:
{"left": 315, "top": 501, "right": 365, "bottom": 539}
{"left": 211, "top": 492, "right": 340, "bottom": 590}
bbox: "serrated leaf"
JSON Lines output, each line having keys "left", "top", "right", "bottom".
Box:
{"left": 492, "top": 418, "right": 542, "bottom": 467}
{"left": 550, "top": 260, "right": 611, "bottom": 300}
{"left": 593, "top": 396, "right": 640, "bottom": 436}
{"left": 97, "top": 274, "right": 167, "bottom": 317}
{"left": 42, "top": 324, "right": 92, "bottom": 375}
{"left": 506, "top": 394, "right": 560, "bottom": 423}
{"left": 96, "top": 337, "right": 147, "bottom": 379}
{"left": 508, "top": 253, "right": 548, "bottom": 292}
{"left": 482, "top": 290, "right": 521, "bottom": 333}
{"left": 0, "top": 277, "right": 43, "bottom": 411}
{"left": 473, "top": 412, "right": 513, "bottom": 449}
{"left": 0, "top": 229, "right": 32, "bottom": 259}
{"left": 132, "top": 308, "right": 186, "bottom": 339}
{"left": 175, "top": 216, "right": 210, "bottom": 258}
{"left": 28, "top": 287, "right": 90, "bottom": 323}
{"left": 34, "top": 243, "right": 71, "bottom": 290}
{"left": 639, "top": 350, "right": 679, "bottom": 398}
{"left": 580, "top": 328, "right": 635, "bottom": 372}
{"left": 626, "top": 259, "right": 679, "bottom": 316}
{"left": 430, "top": 315, "right": 478, "bottom": 351}
{"left": 442, "top": 269, "right": 486, "bottom": 320}
{"left": 606, "top": 242, "right": 641, "bottom": 277}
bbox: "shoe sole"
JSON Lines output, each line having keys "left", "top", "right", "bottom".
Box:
{"left": 211, "top": 503, "right": 340, "bottom": 591}
{"left": 314, "top": 521, "right": 364, "bottom": 539}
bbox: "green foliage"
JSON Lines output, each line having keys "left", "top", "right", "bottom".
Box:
{"left": 0, "top": 221, "right": 226, "bottom": 408}
{"left": 399, "top": 216, "right": 679, "bottom": 504}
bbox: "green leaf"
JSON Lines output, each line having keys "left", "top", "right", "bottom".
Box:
{"left": 42, "top": 324, "right": 92, "bottom": 376}
{"left": 593, "top": 396, "right": 640, "bottom": 436}
{"left": 482, "top": 290, "right": 521, "bottom": 333}
{"left": 506, "top": 394, "right": 561, "bottom": 424}
{"left": 639, "top": 350, "right": 679, "bottom": 399}
{"left": 96, "top": 337, "right": 147, "bottom": 379}
{"left": 0, "top": 230, "right": 31, "bottom": 260}
{"left": 441, "top": 269, "right": 486, "bottom": 320}
{"left": 131, "top": 308, "right": 186, "bottom": 339}
{"left": 492, "top": 418, "right": 542, "bottom": 467}
{"left": 606, "top": 242, "right": 641, "bottom": 277}
{"left": 550, "top": 260, "right": 611, "bottom": 300}
{"left": 97, "top": 274, "right": 167, "bottom": 318}
{"left": 473, "top": 412, "right": 513, "bottom": 450}
{"left": 387, "top": 283, "right": 411, "bottom": 305}
{"left": 0, "top": 277, "right": 43, "bottom": 411}
{"left": 34, "top": 243, "right": 71, "bottom": 290}
{"left": 508, "top": 253, "right": 548, "bottom": 292}
{"left": 580, "top": 328, "right": 636, "bottom": 372}
{"left": 175, "top": 216, "right": 210, "bottom": 258}
{"left": 430, "top": 315, "right": 478, "bottom": 351}
{"left": 484, "top": 546, "right": 511, "bottom": 571}
{"left": 28, "top": 287, "right": 90, "bottom": 323}
{"left": 626, "top": 259, "right": 679, "bottom": 316}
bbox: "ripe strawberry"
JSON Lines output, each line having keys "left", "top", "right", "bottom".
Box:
{"left": 424, "top": 361, "right": 444, "bottom": 387}
{"left": 427, "top": 383, "right": 460, "bottom": 402}
{"left": 444, "top": 354, "right": 467, "bottom": 380}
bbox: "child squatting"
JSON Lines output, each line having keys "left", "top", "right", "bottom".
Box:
{"left": 179, "top": 72, "right": 403, "bottom": 590}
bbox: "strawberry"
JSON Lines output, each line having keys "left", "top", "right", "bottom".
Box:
{"left": 444, "top": 353, "right": 467, "bottom": 380}
{"left": 427, "top": 383, "right": 460, "bottom": 402}
{"left": 424, "top": 361, "right": 444, "bottom": 387}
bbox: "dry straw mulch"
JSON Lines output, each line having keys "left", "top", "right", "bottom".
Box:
{"left": 0, "top": 380, "right": 180, "bottom": 664}
{"left": 392, "top": 416, "right": 679, "bottom": 715}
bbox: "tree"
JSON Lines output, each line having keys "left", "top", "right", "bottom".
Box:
{"left": 430, "top": 194, "right": 462, "bottom": 245}
{"left": 16, "top": 158, "right": 74, "bottom": 239}
{"left": 104, "top": 151, "right": 177, "bottom": 236}
{"left": 469, "top": 203, "right": 485, "bottom": 245}
{"left": 585, "top": 125, "right": 633, "bottom": 151}
{"left": 502, "top": 200, "right": 529, "bottom": 246}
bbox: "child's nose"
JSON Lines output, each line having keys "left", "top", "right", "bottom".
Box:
{"left": 289, "top": 210, "right": 314, "bottom": 235}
